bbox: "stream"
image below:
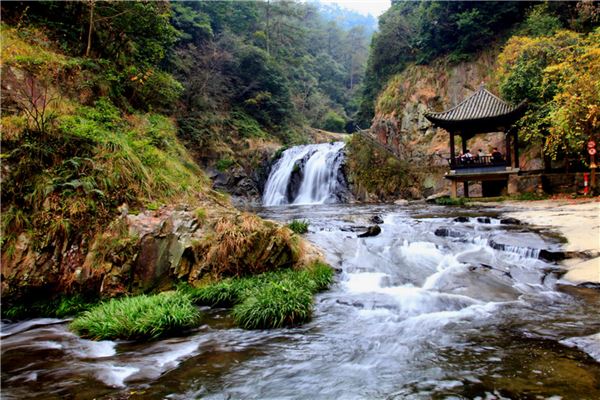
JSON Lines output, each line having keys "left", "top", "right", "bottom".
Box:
{"left": 2, "top": 203, "right": 600, "bottom": 399}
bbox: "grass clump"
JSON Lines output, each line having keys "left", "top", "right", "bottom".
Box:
{"left": 185, "top": 261, "right": 334, "bottom": 329}
{"left": 232, "top": 279, "right": 313, "bottom": 329}
{"left": 434, "top": 196, "right": 467, "bottom": 206}
{"left": 512, "top": 192, "right": 549, "bottom": 201}
{"left": 287, "top": 219, "right": 309, "bottom": 234}
{"left": 70, "top": 292, "right": 201, "bottom": 341}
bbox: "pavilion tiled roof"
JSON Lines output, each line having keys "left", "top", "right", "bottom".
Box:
{"left": 425, "top": 87, "right": 524, "bottom": 122}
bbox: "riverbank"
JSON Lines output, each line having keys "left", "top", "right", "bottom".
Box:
{"left": 499, "top": 197, "right": 600, "bottom": 284}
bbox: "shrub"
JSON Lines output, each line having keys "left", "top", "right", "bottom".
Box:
{"left": 70, "top": 292, "right": 201, "bottom": 341}
{"left": 287, "top": 219, "right": 309, "bottom": 234}
{"left": 216, "top": 158, "right": 235, "bottom": 171}
{"left": 322, "top": 111, "right": 346, "bottom": 133}
{"left": 229, "top": 111, "right": 268, "bottom": 138}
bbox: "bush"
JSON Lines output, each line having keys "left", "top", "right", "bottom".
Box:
{"left": 322, "top": 111, "right": 346, "bottom": 133}
{"left": 287, "top": 219, "right": 309, "bottom": 234}
{"left": 185, "top": 261, "right": 334, "bottom": 329}
{"left": 70, "top": 292, "right": 201, "bottom": 341}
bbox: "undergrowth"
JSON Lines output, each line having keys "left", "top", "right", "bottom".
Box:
{"left": 1, "top": 96, "right": 208, "bottom": 253}
{"left": 345, "top": 134, "right": 416, "bottom": 200}
{"left": 70, "top": 292, "right": 201, "bottom": 341}
{"left": 434, "top": 196, "right": 468, "bottom": 206}
{"left": 2, "top": 294, "right": 98, "bottom": 320}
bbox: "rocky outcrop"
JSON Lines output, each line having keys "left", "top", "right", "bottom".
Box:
{"left": 1, "top": 203, "right": 317, "bottom": 309}
{"left": 369, "top": 48, "right": 544, "bottom": 198}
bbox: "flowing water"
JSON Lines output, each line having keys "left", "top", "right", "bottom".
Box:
{"left": 2, "top": 203, "right": 600, "bottom": 399}
{"left": 263, "top": 142, "right": 346, "bottom": 206}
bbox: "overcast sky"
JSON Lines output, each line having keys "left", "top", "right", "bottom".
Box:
{"left": 316, "top": 0, "right": 391, "bottom": 17}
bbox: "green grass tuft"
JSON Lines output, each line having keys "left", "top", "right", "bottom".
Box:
{"left": 232, "top": 279, "right": 313, "bottom": 329}
{"left": 70, "top": 292, "right": 201, "bottom": 341}
{"left": 287, "top": 219, "right": 309, "bottom": 234}
{"left": 184, "top": 261, "right": 334, "bottom": 329}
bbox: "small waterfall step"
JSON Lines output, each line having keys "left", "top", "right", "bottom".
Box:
{"left": 263, "top": 142, "right": 348, "bottom": 206}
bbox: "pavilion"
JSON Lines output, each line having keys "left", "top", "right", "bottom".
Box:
{"left": 425, "top": 86, "right": 527, "bottom": 197}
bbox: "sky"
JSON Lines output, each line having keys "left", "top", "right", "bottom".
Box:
{"left": 316, "top": 0, "right": 391, "bottom": 17}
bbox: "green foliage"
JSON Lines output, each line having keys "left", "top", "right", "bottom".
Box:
{"left": 216, "top": 158, "right": 235, "bottom": 172}
{"left": 287, "top": 219, "right": 309, "bottom": 234}
{"left": 70, "top": 292, "right": 201, "bottom": 341}
{"left": 168, "top": 1, "right": 372, "bottom": 142}
{"left": 498, "top": 29, "right": 600, "bottom": 162}
{"left": 229, "top": 111, "right": 268, "bottom": 138}
{"left": 185, "top": 261, "right": 333, "bottom": 329}
{"left": 322, "top": 111, "right": 346, "bottom": 133}
{"left": 345, "top": 134, "right": 416, "bottom": 200}
{"left": 359, "top": 1, "right": 529, "bottom": 123}
{"left": 195, "top": 207, "right": 207, "bottom": 223}
{"left": 232, "top": 278, "right": 313, "bottom": 329}
{"left": 131, "top": 70, "right": 184, "bottom": 113}
{"left": 434, "top": 196, "right": 467, "bottom": 206}
{"left": 2, "top": 294, "right": 97, "bottom": 320}
{"left": 519, "top": 4, "right": 563, "bottom": 37}
{"left": 1, "top": 96, "right": 207, "bottom": 253}
{"left": 512, "top": 192, "right": 549, "bottom": 201}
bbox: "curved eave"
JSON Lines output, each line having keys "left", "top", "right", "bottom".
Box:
{"left": 425, "top": 101, "right": 527, "bottom": 133}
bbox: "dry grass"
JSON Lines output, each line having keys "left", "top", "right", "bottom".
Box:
{"left": 191, "top": 213, "right": 301, "bottom": 279}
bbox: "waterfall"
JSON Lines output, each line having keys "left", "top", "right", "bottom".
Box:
{"left": 263, "top": 142, "right": 347, "bottom": 206}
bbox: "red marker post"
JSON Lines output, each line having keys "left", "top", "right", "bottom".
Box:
{"left": 588, "top": 140, "right": 597, "bottom": 194}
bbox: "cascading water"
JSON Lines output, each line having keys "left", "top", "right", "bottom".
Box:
{"left": 262, "top": 142, "right": 347, "bottom": 206}
{"left": 3, "top": 205, "right": 600, "bottom": 399}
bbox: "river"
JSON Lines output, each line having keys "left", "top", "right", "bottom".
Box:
{"left": 2, "top": 203, "right": 600, "bottom": 399}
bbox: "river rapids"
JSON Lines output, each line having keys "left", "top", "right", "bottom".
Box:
{"left": 2, "top": 203, "right": 599, "bottom": 399}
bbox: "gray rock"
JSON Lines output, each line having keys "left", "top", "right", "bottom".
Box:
{"left": 357, "top": 225, "right": 381, "bottom": 238}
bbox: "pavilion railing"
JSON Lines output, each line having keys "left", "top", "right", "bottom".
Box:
{"left": 448, "top": 155, "right": 507, "bottom": 169}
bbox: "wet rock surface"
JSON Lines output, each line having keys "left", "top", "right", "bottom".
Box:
{"left": 357, "top": 225, "right": 382, "bottom": 238}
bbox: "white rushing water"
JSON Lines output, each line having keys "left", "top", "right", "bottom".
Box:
{"left": 2, "top": 204, "right": 600, "bottom": 399}
{"left": 262, "top": 142, "right": 346, "bottom": 206}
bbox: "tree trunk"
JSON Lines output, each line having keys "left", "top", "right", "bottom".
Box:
{"left": 85, "top": 0, "right": 95, "bottom": 57}
{"left": 266, "top": 0, "right": 270, "bottom": 56}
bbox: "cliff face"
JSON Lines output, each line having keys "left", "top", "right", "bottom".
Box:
{"left": 369, "top": 49, "right": 541, "bottom": 197}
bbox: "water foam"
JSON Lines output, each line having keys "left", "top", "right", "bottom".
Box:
{"left": 263, "top": 142, "right": 346, "bottom": 206}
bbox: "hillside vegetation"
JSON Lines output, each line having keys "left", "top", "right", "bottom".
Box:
{"left": 352, "top": 1, "right": 599, "bottom": 199}
{"left": 0, "top": 3, "right": 332, "bottom": 325}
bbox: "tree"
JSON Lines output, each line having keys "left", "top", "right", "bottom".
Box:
{"left": 498, "top": 29, "right": 600, "bottom": 162}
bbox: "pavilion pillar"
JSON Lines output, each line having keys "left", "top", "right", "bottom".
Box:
{"left": 461, "top": 134, "right": 469, "bottom": 197}
{"left": 449, "top": 131, "right": 456, "bottom": 168}
{"left": 513, "top": 130, "right": 519, "bottom": 169}
{"left": 450, "top": 180, "right": 457, "bottom": 198}
{"left": 505, "top": 131, "right": 512, "bottom": 168}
